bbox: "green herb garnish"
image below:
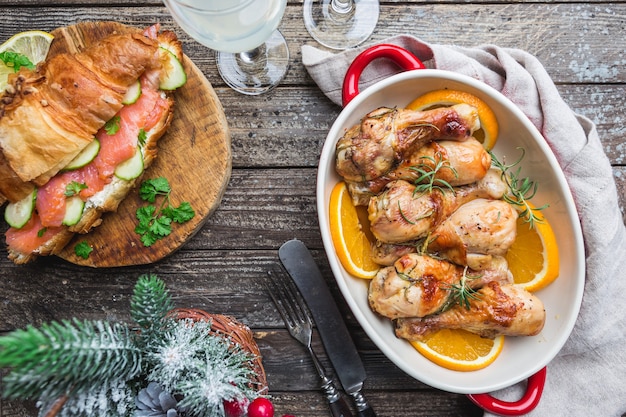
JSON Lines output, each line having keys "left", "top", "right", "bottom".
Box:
{"left": 64, "top": 181, "right": 88, "bottom": 197}
{"left": 137, "top": 128, "right": 147, "bottom": 146}
{"left": 440, "top": 266, "right": 483, "bottom": 310}
{"left": 135, "top": 177, "right": 195, "bottom": 247}
{"left": 0, "top": 51, "right": 35, "bottom": 71}
{"left": 104, "top": 115, "right": 121, "bottom": 135}
{"left": 410, "top": 153, "right": 457, "bottom": 196}
{"left": 74, "top": 241, "right": 93, "bottom": 259}
{"left": 490, "top": 148, "right": 547, "bottom": 227}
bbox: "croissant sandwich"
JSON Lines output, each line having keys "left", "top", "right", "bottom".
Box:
{"left": 1, "top": 24, "right": 187, "bottom": 264}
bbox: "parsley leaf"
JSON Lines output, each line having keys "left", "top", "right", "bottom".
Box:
{"left": 139, "top": 177, "right": 171, "bottom": 203}
{"left": 162, "top": 202, "right": 195, "bottom": 223}
{"left": 0, "top": 51, "right": 35, "bottom": 71}
{"left": 104, "top": 116, "right": 121, "bottom": 135}
{"left": 65, "top": 181, "right": 87, "bottom": 197}
{"left": 74, "top": 241, "right": 93, "bottom": 259}
{"left": 134, "top": 177, "right": 195, "bottom": 247}
{"left": 137, "top": 128, "right": 147, "bottom": 146}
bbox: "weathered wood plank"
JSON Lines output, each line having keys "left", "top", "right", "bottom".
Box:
{"left": 0, "top": 4, "right": 623, "bottom": 84}
{"left": 216, "top": 85, "right": 626, "bottom": 168}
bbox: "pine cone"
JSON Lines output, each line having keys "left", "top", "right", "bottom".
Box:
{"left": 135, "top": 382, "right": 183, "bottom": 417}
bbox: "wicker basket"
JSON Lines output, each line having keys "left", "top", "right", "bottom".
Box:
{"left": 44, "top": 308, "right": 267, "bottom": 417}
{"left": 169, "top": 308, "right": 268, "bottom": 393}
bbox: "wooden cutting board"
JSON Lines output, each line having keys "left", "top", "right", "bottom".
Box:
{"left": 53, "top": 22, "right": 231, "bottom": 267}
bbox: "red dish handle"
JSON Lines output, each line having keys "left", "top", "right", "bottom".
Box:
{"left": 466, "top": 367, "right": 547, "bottom": 416}
{"left": 342, "top": 44, "right": 426, "bottom": 107}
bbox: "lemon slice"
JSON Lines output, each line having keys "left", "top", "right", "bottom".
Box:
{"left": 0, "top": 30, "right": 54, "bottom": 91}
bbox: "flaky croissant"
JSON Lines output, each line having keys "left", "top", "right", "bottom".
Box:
{"left": 0, "top": 30, "right": 160, "bottom": 202}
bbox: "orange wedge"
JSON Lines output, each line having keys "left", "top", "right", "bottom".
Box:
{"left": 506, "top": 206, "right": 560, "bottom": 292}
{"left": 411, "top": 329, "right": 505, "bottom": 372}
{"left": 329, "top": 181, "right": 379, "bottom": 279}
{"left": 407, "top": 89, "right": 499, "bottom": 150}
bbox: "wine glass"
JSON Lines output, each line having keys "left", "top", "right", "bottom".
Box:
{"left": 303, "top": 0, "right": 379, "bottom": 50}
{"left": 163, "top": 0, "right": 289, "bottom": 95}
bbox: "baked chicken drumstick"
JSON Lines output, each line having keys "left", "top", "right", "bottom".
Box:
{"left": 368, "top": 168, "right": 507, "bottom": 244}
{"left": 335, "top": 104, "right": 480, "bottom": 183}
{"left": 369, "top": 253, "right": 513, "bottom": 319}
{"left": 346, "top": 137, "right": 492, "bottom": 206}
{"left": 395, "top": 281, "right": 546, "bottom": 341}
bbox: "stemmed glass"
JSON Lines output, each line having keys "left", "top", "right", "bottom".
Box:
{"left": 303, "top": 0, "right": 379, "bottom": 50}
{"left": 163, "top": 0, "right": 289, "bottom": 95}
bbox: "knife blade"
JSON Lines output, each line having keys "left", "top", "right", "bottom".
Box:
{"left": 279, "top": 239, "right": 376, "bottom": 417}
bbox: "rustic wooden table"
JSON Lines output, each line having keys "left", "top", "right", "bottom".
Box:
{"left": 1, "top": 1, "right": 624, "bottom": 416}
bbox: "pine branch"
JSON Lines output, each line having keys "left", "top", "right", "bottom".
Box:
{"left": 147, "top": 320, "right": 258, "bottom": 415}
{"left": 131, "top": 274, "right": 174, "bottom": 330}
{"left": 0, "top": 319, "right": 142, "bottom": 401}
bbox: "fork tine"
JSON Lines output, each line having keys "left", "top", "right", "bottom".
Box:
{"left": 267, "top": 267, "right": 312, "bottom": 328}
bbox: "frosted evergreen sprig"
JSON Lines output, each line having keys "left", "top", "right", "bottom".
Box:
{"left": 0, "top": 274, "right": 264, "bottom": 417}
{"left": 146, "top": 319, "right": 258, "bottom": 415}
{"left": 0, "top": 319, "right": 141, "bottom": 401}
{"left": 131, "top": 273, "right": 175, "bottom": 330}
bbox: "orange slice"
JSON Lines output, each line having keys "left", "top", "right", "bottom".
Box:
{"left": 506, "top": 205, "right": 560, "bottom": 292}
{"left": 410, "top": 329, "right": 505, "bottom": 371}
{"left": 329, "top": 181, "right": 379, "bottom": 279}
{"left": 407, "top": 89, "right": 499, "bottom": 150}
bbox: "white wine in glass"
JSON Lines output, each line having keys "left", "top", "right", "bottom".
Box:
{"left": 163, "top": 0, "right": 289, "bottom": 95}
{"left": 303, "top": 0, "right": 379, "bottom": 50}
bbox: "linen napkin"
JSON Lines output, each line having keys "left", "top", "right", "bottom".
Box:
{"left": 302, "top": 35, "right": 626, "bottom": 416}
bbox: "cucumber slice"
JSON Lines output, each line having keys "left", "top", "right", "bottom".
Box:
{"left": 62, "top": 196, "right": 85, "bottom": 226}
{"left": 4, "top": 189, "right": 36, "bottom": 229}
{"left": 122, "top": 80, "right": 142, "bottom": 105}
{"left": 158, "top": 47, "right": 186, "bottom": 90}
{"left": 64, "top": 139, "right": 100, "bottom": 171}
{"left": 114, "top": 146, "right": 144, "bottom": 180}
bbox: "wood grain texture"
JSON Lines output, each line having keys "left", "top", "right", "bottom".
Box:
{"left": 1, "top": 2, "right": 625, "bottom": 416}
{"left": 37, "top": 22, "right": 232, "bottom": 267}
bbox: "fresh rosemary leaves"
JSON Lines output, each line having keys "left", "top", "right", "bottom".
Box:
{"left": 490, "top": 148, "right": 547, "bottom": 227}
{"left": 410, "top": 153, "right": 458, "bottom": 196}
{"left": 440, "top": 267, "right": 483, "bottom": 310}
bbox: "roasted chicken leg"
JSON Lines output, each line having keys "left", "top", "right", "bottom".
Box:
{"left": 346, "top": 137, "right": 492, "bottom": 206}
{"left": 335, "top": 104, "right": 480, "bottom": 182}
{"left": 395, "top": 282, "right": 546, "bottom": 340}
{"left": 368, "top": 168, "right": 507, "bottom": 244}
{"left": 428, "top": 198, "right": 518, "bottom": 270}
{"left": 369, "top": 253, "right": 513, "bottom": 319}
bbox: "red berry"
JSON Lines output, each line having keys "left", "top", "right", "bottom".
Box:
{"left": 247, "top": 397, "right": 275, "bottom": 417}
{"left": 223, "top": 397, "right": 249, "bottom": 417}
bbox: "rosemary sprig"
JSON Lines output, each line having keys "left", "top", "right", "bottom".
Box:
{"left": 489, "top": 148, "right": 548, "bottom": 228}
{"left": 397, "top": 271, "right": 423, "bottom": 301}
{"left": 440, "top": 267, "right": 483, "bottom": 311}
{"left": 398, "top": 201, "right": 433, "bottom": 225}
{"left": 409, "top": 153, "right": 458, "bottom": 196}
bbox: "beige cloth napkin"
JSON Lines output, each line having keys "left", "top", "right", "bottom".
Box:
{"left": 302, "top": 35, "right": 626, "bottom": 416}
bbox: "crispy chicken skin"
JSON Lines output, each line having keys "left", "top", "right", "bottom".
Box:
{"left": 347, "top": 137, "right": 492, "bottom": 206}
{"left": 368, "top": 169, "right": 507, "bottom": 244}
{"left": 428, "top": 198, "right": 518, "bottom": 270}
{"left": 369, "top": 253, "right": 512, "bottom": 319}
{"left": 0, "top": 30, "right": 160, "bottom": 201}
{"left": 395, "top": 282, "right": 546, "bottom": 340}
{"left": 335, "top": 104, "right": 480, "bottom": 183}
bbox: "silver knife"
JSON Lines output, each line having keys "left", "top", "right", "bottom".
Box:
{"left": 279, "top": 239, "right": 376, "bottom": 417}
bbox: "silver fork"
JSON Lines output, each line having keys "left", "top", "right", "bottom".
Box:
{"left": 267, "top": 269, "right": 354, "bottom": 417}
